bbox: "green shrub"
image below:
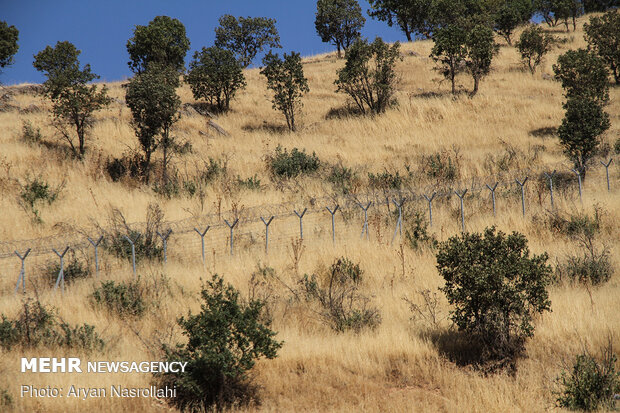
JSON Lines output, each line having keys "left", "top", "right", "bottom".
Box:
{"left": 420, "top": 151, "right": 459, "bottom": 183}
{"left": 555, "top": 249, "right": 613, "bottom": 285}
{"left": 403, "top": 206, "right": 437, "bottom": 251}
{"left": 104, "top": 204, "right": 164, "bottom": 263}
{"left": 327, "top": 164, "right": 357, "bottom": 194}
{"left": 614, "top": 138, "right": 620, "bottom": 155}
{"left": 0, "top": 388, "right": 12, "bottom": 409}
{"left": 301, "top": 257, "right": 381, "bottom": 332}
{"left": 0, "top": 299, "right": 104, "bottom": 352}
{"left": 105, "top": 152, "right": 143, "bottom": 182}
{"left": 237, "top": 174, "right": 262, "bottom": 191}
{"left": 436, "top": 227, "right": 552, "bottom": 370}
{"left": 91, "top": 280, "right": 146, "bottom": 317}
{"left": 268, "top": 145, "right": 320, "bottom": 178}
{"left": 44, "top": 253, "right": 90, "bottom": 286}
{"left": 21, "top": 120, "right": 42, "bottom": 145}
{"left": 199, "top": 157, "right": 227, "bottom": 184}
{"left": 556, "top": 343, "right": 620, "bottom": 411}
{"left": 157, "top": 274, "right": 282, "bottom": 411}
{"left": 368, "top": 170, "right": 403, "bottom": 191}
{"left": 19, "top": 176, "right": 63, "bottom": 222}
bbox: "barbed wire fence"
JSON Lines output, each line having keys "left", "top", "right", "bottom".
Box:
{"left": 0, "top": 158, "right": 616, "bottom": 296}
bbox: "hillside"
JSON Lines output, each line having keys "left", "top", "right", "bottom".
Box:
{"left": 0, "top": 15, "right": 618, "bottom": 412}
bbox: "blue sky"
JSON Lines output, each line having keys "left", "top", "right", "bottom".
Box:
{"left": 1, "top": 0, "right": 405, "bottom": 85}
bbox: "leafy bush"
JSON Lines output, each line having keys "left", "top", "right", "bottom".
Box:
{"left": 104, "top": 204, "right": 164, "bottom": 262}
{"left": 516, "top": 25, "right": 554, "bottom": 74}
{"left": 21, "top": 120, "right": 42, "bottom": 145}
{"left": 420, "top": 151, "right": 459, "bottom": 183}
{"left": 327, "top": 164, "right": 358, "bottom": 194}
{"left": 553, "top": 49, "right": 610, "bottom": 104}
{"left": 436, "top": 227, "right": 552, "bottom": 370}
{"left": 614, "top": 138, "right": 620, "bottom": 155}
{"left": 556, "top": 343, "right": 620, "bottom": 411}
{"left": 368, "top": 170, "right": 403, "bottom": 191}
{"left": 19, "top": 176, "right": 63, "bottom": 222}
{"left": 44, "top": 253, "right": 90, "bottom": 286}
{"left": 402, "top": 206, "right": 437, "bottom": 250}
{"left": 157, "top": 274, "right": 282, "bottom": 411}
{"left": 584, "top": 10, "right": 620, "bottom": 84}
{"left": 199, "top": 157, "right": 227, "bottom": 184}
{"left": 91, "top": 280, "right": 146, "bottom": 317}
{"left": 556, "top": 248, "right": 613, "bottom": 285}
{"left": 335, "top": 37, "right": 401, "bottom": 114}
{"left": 236, "top": 175, "right": 262, "bottom": 191}
{"left": 105, "top": 152, "right": 143, "bottom": 182}
{"left": 0, "top": 299, "right": 104, "bottom": 351}
{"left": 268, "top": 145, "right": 320, "bottom": 178}
{"left": 301, "top": 257, "right": 381, "bottom": 332}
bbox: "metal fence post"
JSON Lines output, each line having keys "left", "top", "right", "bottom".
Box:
{"left": 570, "top": 169, "right": 582, "bottom": 202}
{"left": 358, "top": 202, "right": 372, "bottom": 239}
{"left": 87, "top": 236, "right": 103, "bottom": 279}
{"left": 123, "top": 235, "right": 138, "bottom": 278}
{"left": 326, "top": 205, "right": 339, "bottom": 244}
{"left": 454, "top": 189, "right": 468, "bottom": 232}
{"left": 260, "top": 216, "right": 275, "bottom": 254}
{"left": 544, "top": 170, "right": 557, "bottom": 210}
{"left": 294, "top": 208, "right": 307, "bottom": 240}
{"left": 515, "top": 177, "right": 529, "bottom": 217}
{"left": 391, "top": 198, "right": 405, "bottom": 244}
{"left": 194, "top": 226, "right": 210, "bottom": 265}
{"left": 156, "top": 229, "right": 172, "bottom": 264}
{"left": 52, "top": 246, "right": 70, "bottom": 294}
{"left": 423, "top": 193, "right": 436, "bottom": 227}
{"left": 601, "top": 159, "right": 613, "bottom": 192}
{"left": 224, "top": 219, "right": 239, "bottom": 256}
{"left": 486, "top": 183, "right": 498, "bottom": 217}
{"left": 14, "top": 249, "right": 31, "bottom": 294}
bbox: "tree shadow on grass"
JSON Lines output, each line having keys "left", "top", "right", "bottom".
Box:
{"left": 324, "top": 105, "right": 365, "bottom": 120}
{"left": 241, "top": 121, "right": 289, "bottom": 134}
{"left": 529, "top": 126, "right": 557, "bottom": 139}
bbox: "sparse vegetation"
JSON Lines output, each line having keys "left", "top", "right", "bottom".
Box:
{"left": 91, "top": 280, "right": 146, "bottom": 317}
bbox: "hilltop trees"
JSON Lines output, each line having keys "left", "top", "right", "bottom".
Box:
{"left": 125, "top": 64, "right": 180, "bottom": 183}
{"left": 315, "top": 0, "right": 366, "bottom": 58}
{"left": 261, "top": 52, "right": 309, "bottom": 132}
{"left": 516, "top": 25, "right": 554, "bottom": 74}
{"left": 33, "top": 41, "right": 111, "bottom": 159}
{"left": 554, "top": 49, "right": 610, "bottom": 179}
{"left": 0, "top": 21, "right": 19, "bottom": 77}
{"left": 335, "top": 37, "right": 401, "bottom": 114}
{"left": 465, "top": 24, "right": 498, "bottom": 96}
{"left": 185, "top": 46, "right": 246, "bottom": 112}
{"left": 431, "top": 24, "right": 468, "bottom": 95}
{"left": 215, "top": 15, "right": 281, "bottom": 68}
{"left": 126, "top": 16, "right": 190, "bottom": 74}
{"left": 492, "top": 0, "right": 534, "bottom": 45}
{"left": 584, "top": 10, "right": 620, "bottom": 84}
{"left": 367, "top": 0, "right": 433, "bottom": 41}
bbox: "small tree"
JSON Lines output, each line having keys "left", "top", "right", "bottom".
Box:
{"left": 126, "top": 15, "right": 190, "bottom": 74}
{"left": 260, "top": 51, "right": 309, "bottom": 132}
{"left": 465, "top": 24, "right": 498, "bottom": 96}
{"left": 557, "top": 97, "right": 610, "bottom": 179}
{"left": 33, "top": 41, "right": 110, "bottom": 159}
{"left": 158, "top": 274, "right": 282, "bottom": 411}
{"left": 315, "top": 0, "right": 366, "bottom": 58}
{"left": 436, "top": 227, "right": 552, "bottom": 367}
{"left": 493, "top": 0, "right": 534, "bottom": 45}
{"left": 553, "top": 48, "right": 610, "bottom": 105}
{"left": 335, "top": 37, "right": 401, "bottom": 114}
{"left": 215, "top": 15, "right": 281, "bottom": 68}
{"left": 185, "top": 46, "right": 246, "bottom": 112}
{"left": 516, "top": 25, "right": 554, "bottom": 74}
{"left": 431, "top": 23, "right": 468, "bottom": 95}
{"left": 367, "top": 0, "right": 433, "bottom": 41}
{"left": 0, "top": 20, "right": 19, "bottom": 77}
{"left": 584, "top": 10, "right": 620, "bottom": 84}
{"left": 125, "top": 64, "right": 181, "bottom": 183}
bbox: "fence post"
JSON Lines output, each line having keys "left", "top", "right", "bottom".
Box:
{"left": 156, "top": 230, "right": 172, "bottom": 264}
{"left": 570, "top": 169, "right": 582, "bottom": 202}
{"left": 454, "top": 189, "right": 468, "bottom": 232}
{"left": 52, "top": 246, "right": 70, "bottom": 294}
{"left": 14, "top": 249, "right": 31, "bottom": 294}
{"left": 601, "top": 159, "right": 613, "bottom": 192}
{"left": 391, "top": 198, "right": 405, "bottom": 244}
{"left": 544, "top": 170, "right": 557, "bottom": 210}
{"left": 294, "top": 208, "right": 307, "bottom": 240}
{"left": 326, "top": 205, "right": 339, "bottom": 244}
{"left": 224, "top": 219, "right": 239, "bottom": 256}
{"left": 194, "top": 226, "right": 210, "bottom": 265}
{"left": 123, "top": 235, "right": 139, "bottom": 278}
{"left": 358, "top": 202, "right": 372, "bottom": 239}
{"left": 260, "top": 216, "right": 275, "bottom": 254}
{"left": 515, "top": 177, "right": 529, "bottom": 217}
{"left": 423, "top": 193, "right": 436, "bottom": 227}
{"left": 87, "top": 236, "right": 103, "bottom": 279}
{"left": 485, "top": 183, "right": 498, "bottom": 217}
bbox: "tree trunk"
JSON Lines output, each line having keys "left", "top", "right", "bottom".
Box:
{"left": 471, "top": 75, "right": 480, "bottom": 97}
{"left": 336, "top": 43, "right": 342, "bottom": 59}
{"left": 451, "top": 70, "right": 456, "bottom": 95}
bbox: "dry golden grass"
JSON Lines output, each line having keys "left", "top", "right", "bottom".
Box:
{"left": 0, "top": 15, "right": 618, "bottom": 413}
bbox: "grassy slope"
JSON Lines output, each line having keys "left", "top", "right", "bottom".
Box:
{"left": 0, "top": 16, "right": 618, "bottom": 412}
